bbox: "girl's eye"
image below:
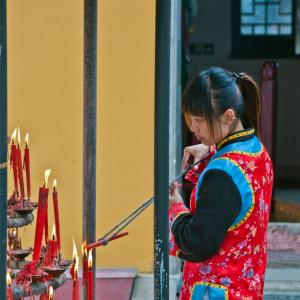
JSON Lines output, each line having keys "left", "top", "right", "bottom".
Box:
{"left": 194, "top": 118, "right": 204, "bottom": 123}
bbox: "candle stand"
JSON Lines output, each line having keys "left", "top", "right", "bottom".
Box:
{"left": 7, "top": 202, "right": 70, "bottom": 298}
{"left": 6, "top": 130, "right": 70, "bottom": 299}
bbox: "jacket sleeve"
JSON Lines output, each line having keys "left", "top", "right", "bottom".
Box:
{"left": 168, "top": 202, "right": 190, "bottom": 257}
{"left": 170, "top": 169, "right": 242, "bottom": 262}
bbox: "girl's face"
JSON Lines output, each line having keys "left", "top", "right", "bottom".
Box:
{"left": 189, "top": 114, "right": 231, "bottom": 146}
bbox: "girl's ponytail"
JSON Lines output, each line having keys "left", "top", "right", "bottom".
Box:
{"left": 238, "top": 73, "right": 261, "bottom": 134}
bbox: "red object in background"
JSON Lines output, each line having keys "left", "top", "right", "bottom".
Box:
{"left": 44, "top": 239, "right": 58, "bottom": 266}
{"left": 6, "top": 274, "right": 13, "bottom": 300}
{"left": 23, "top": 143, "right": 31, "bottom": 199}
{"left": 6, "top": 272, "right": 13, "bottom": 300}
{"left": 71, "top": 254, "right": 80, "bottom": 300}
{"left": 6, "top": 287, "right": 13, "bottom": 300}
{"left": 16, "top": 145, "right": 25, "bottom": 200}
{"left": 33, "top": 186, "right": 49, "bottom": 261}
{"left": 260, "top": 60, "right": 278, "bottom": 162}
{"left": 82, "top": 242, "right": 88, "bottom": 288}
{"left": 45, "top": 206, "right": 49, "bottom": 245}
{"left": 39, "top": 292, "right": 48, "bottom": 300}
{"left": 87, "top": 269, "right": 93, "bottom": 300}
{"left": 54, "top": 269, "right": 137, "bottom": 300}
{"left": 87, "top": 251, "right": 94, "bottom": 300}
{"left": 83, "top": 256, "right": 88, "bottom": 288}
{"left": 51, "top": 239, "right": 58, "bottom": 259}
{"left": 10, "top": 143, "right": 19, "bottom": 196}
{"left": 87, "top": 232, "right": 128, "bottom": 250}
{"left": 53, "top": 186, "right": 61, "bottom": 251}
{"left": 72, "top": 279, "right": 80, "bottom": 300}
{"left": 6, "top": 286, "right": 13, "bottom": 300}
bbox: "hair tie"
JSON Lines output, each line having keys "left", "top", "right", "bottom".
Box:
{"left": 233, "top": 72, "right": 243, "bottom": 81}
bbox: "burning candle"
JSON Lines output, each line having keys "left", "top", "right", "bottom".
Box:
{"left": 82, "top": 240, "right": 88, "bottom": 288}
{"left": 70, "top": 239, "right": 77, "bottom": 279}
{"left": 23, "top": 133, "right": 31, "bottom": 199}
{"left": 16, "top": 128, "right": 25, "bottom": 200}
{"left": 71, "top": 241, "right": 80, "bottom": 300}
{"left": 52, "top": 179, "right": 61, "bottom": 251}
{"left": 10, "top": 128, "right": 19, "bottom": 197}
{"left": 6, "top": 272, "right": 13, "bottom": 300}
{"left": 33, "top": 169, "right": 51, "bottom": 261}
{"left": 45, "top": 207, "right": 49, "bottom": 245}
{"left": 48, "top": 286, "right": 53, "bottom": 300}
{"left": 50, "top": 224, "right": 59, "bottom": 259}
{"left": 87, "top": 250, "right": 94, "bottom": 300}
{"left": 44, "top": 225, "right": 59, "bottom": 266}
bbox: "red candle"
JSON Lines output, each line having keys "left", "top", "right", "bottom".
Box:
{"left": 52, "top": 180, "right": 61, "bottom": 251}
{"left": 45, "top": 204, "right": 49, "bottom": 244}
{"left": 16, "top": 128, "right": 25, "bottom": 200}
{"left": 70, "top": 239, "right": 78, "bottom": 278}
{"left": 10, "top": 128, "right": 19, "bottom": 197}
{"left": 39, "top": 292, "right": 48, "bottom": 300}
{"left": 50, "top": 225, "right": 58, "bottom": 259}
{"left": 17, "top": 147, "right": 25, "bottom": 200}
{"left": 72, "top": 276, "right": 80, "bottom": 300}
{"left": 43, "top": 226, "right": 58, "bottom": 266}
{"left": 33, "top": 170, "right": 51, "bottom": 261}
{"left": 82, "top": 241, "right": 88, "bottom": 288}
{"left": 87, "top": 250, "right": 94, "bottom": 300}
{"left": 71, "top": 243, "right": 80, "bottom": 300}
{"left": 6, "top": 272, "right": 13, "bottom": 300}
{"left": 23, "top": 133, "right": 31, "bottom": 199}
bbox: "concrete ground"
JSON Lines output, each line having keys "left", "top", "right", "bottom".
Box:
{"left": 132, "top": 269, "right": 300, "bottom": 300}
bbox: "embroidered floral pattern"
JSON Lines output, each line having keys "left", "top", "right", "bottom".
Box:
{"left": 169, "top": 141, "right": 273, "bottom": 300}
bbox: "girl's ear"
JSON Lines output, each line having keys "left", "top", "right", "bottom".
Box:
{"left": 221, "top": 109, "right": 236, "bottom": 125}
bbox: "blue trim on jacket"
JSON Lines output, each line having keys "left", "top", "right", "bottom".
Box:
{"left": 195, "top": 136, "right": 262, "bottom": 229}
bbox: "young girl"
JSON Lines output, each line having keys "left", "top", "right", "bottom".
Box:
{"left": 168, "top": 67, "right": 273, "bottom": 300}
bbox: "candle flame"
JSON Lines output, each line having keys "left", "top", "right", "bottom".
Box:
{"left": 88, "top": 250, "right": 93, "bottom": 270}
{"left": 17, "top": 127, "right": 21, "bottom": 145}
{"left": 6, "top": 272, "right": 11, "bottom": 286}
{"left": 12, "top": 228, "right": 17, "bottom": 239}
{"left": 72, "top": 238, "right": 78, "bottom": 262}
{"left": 25, "top": 133, "right": 29, "bottom": 146}
{"left": 74, "top": 255, "right": 79, "bottom": 280}
{"left": 49, "top": 285, "right": 53, "bottom": 297}
{"left": 44, "top": 169, "right": 51, "bottom": 187}
{"left": 53, "top": 179, "right": 57, "bottom": 189}
{"left": 52, "top": 224, "right": 56, "bottom": 241}
{"left": 11, "top": 128, "right": 17, "bottom": 143}
{"left": 82, "top": 240, "right": 87, "bottom": 258}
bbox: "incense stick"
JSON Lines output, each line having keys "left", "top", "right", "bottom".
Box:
{"left": 97, "top": 156, "right": 208, "bottom": 243}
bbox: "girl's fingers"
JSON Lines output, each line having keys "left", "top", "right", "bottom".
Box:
{"left": 181, "top": 150, "right": 192, "bottom": 170}
{"left": 169, "top": 181, "right": 180, "bottom": 195}
{"left": 169, "top": 182, "right": 175, "bottom": 195}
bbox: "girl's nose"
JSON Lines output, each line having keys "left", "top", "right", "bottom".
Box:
{"left": 190, "top": 121, "right": 197, "bottom": 133}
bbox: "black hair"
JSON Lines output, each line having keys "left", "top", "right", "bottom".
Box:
{"left": 182, "top": 66, "right": 261, "bottom": 138}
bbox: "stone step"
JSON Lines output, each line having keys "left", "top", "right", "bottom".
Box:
{"left": 131, "top": 269, "right": 300, "bottom": 300}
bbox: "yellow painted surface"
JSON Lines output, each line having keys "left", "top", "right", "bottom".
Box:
{"left": 7, "top": 0, "right": 155, "bottom": 272}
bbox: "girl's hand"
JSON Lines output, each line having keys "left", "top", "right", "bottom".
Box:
{"left": 181, "top": 144, "right": 210, "bottom": 170}
{"left": 169, "top": 181, "right": 183, "bottom": 207}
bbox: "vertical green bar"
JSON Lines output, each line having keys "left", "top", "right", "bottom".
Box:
{"left": 83, "top": 0, "right": 97, "bottom": 299}
{"left": 0, "top": 0, "right": 7, "bottom": 298}
{"left": 154, "top": 0, "right": 171, "bottom": 298}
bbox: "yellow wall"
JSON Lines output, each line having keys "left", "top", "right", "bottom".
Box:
{"left": 7, "top": 0, "right": 155, "bottom": 272}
